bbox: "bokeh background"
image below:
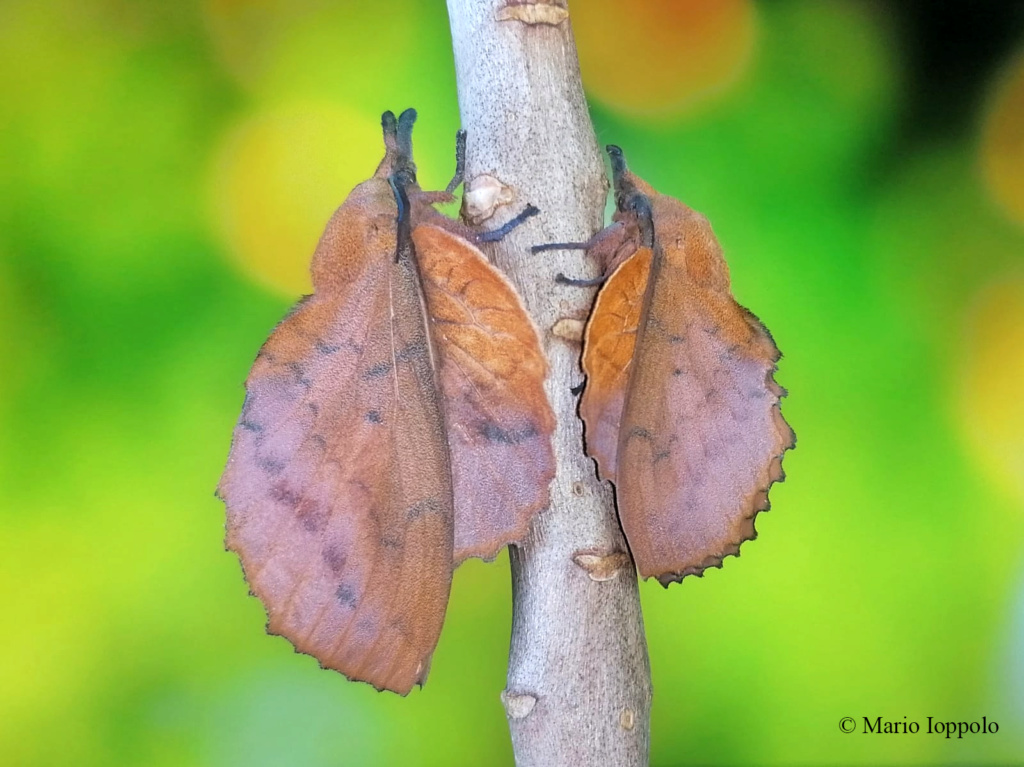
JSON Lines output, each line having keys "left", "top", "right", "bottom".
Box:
{"left": 2, "top": 1, "right": 1024, "bottom": 765}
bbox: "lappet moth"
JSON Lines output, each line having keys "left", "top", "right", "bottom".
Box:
{"left": 218, "top": 110, "right": 554, "bottom": 693}
{"left": 543, "top": 146, "right": 794, "bottom": 585}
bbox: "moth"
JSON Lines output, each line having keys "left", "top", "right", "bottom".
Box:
{"left": 540, "top": 145, "right": 795, "bottom": 585}
{"left": 218, "top": 109, "right": 555, "bottom": 694}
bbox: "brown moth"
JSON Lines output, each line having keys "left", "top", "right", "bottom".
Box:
{"left": 218, "top": 109, "right": 554, "bottom": 694}
{"left": 543, "top": 145, "right": 794, "bottom": 585}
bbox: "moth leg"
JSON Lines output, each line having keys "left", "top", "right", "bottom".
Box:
{"left": 444, "top": 129, "right": 467, "bottom": 195}
{"left": 531, "top": 240, "right": 590, "bottom": 254}
{"left": 418, "top": 191, "right": 457, "bottom": 206}
{"left": 417, "top": 130, "right": 460, "bottom": 207}
{"left": 531, "top": 222, "right": 626, "bottom": 255}
{"left": 555, "top": 273, "right": 605, "bottom": 288}
{"left": 475, "top": 204, "right": 540, "bottom": 243}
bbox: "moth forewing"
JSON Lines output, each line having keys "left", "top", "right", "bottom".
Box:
{"left": 218, "top": 110, "right": 454, "bottom": 695}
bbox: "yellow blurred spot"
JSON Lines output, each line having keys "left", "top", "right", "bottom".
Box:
{"left": 573, "top": 0, "right": 756, "bottom": 117}
{"left": 209, "top": 103, "right": 382, "bottom": 296}
{"left": 982, "top": 51, "right": 1024, "bottom": 228}
{"left": 958, "top": 277, "right": 1024, "bottom": 503}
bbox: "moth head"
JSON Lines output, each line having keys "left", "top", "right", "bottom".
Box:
{"left": 606, "top": 145, "right": 654, "bottom": 249}
{"left": 376, "top": 108, "right": 419, "bottom": 182}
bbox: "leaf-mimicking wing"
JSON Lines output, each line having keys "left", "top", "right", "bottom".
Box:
{"left": 217, "top": 112, "right": 454, "bottom": 694}
{"left": 579, "top": 246, "right": 653, "bottom": 482}
{"left": 616, "top": 205, "right": 793, "bottom": 584}
{"left": 413, "top": 224, "right": 555, "bottom": 562}
{"left": 579, "top": 146, "right": 794, "bottom": 585}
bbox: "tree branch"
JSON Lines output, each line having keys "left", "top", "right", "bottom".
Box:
{"left": 445, "top": 2, "right": 652, "bottom": 764}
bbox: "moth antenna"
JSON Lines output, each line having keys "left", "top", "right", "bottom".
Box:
{"left": 398, "top": 107, "right": 418, "bottom": 130}
{"left": 381, "top": 111, "right": 399, "bottom": 152}
{"left": 376, "top": 111, "right": 403, "bottom": 177}
{"left": 396, "top": 108, "right": 418, "bottom": 170}
{"left": 607, "top": 144, "right": 627, "bottom": 185}
{"left": 445, "top": 129, "right": 467, "bottom": 195}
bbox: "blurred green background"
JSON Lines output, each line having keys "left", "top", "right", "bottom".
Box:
{"left": 2, "top": 1, "right": 1024, "bottom": 765}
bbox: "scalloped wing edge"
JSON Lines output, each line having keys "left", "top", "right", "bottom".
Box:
{"left": 224, "top": 546, "right": 433, "bottom": 696}
{"left": 652, "top": 364, "right": 796, "bottom": 588}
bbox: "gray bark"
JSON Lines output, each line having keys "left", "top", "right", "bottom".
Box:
{"left": 445, "top": 2, "right": 653, "bottom": 764}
